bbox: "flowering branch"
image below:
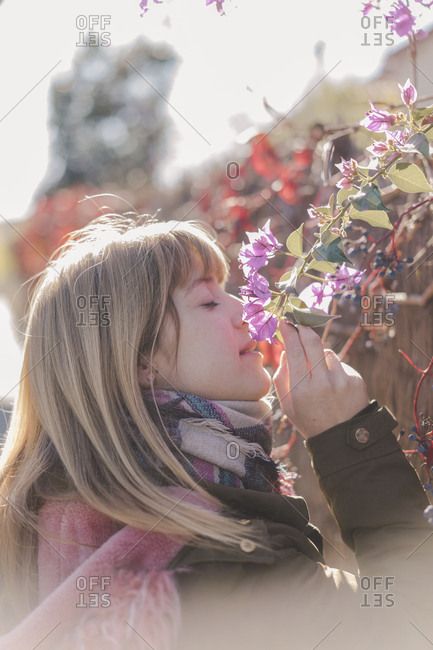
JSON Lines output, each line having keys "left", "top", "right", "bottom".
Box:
{"left": 362, "top": 0, "right": 431, "bottom": 41}
{"left": 237, "top": 78, "right": 433, "bottom": 346}
{"left": 139, "top": 0, "right": 225, "bottom": 16}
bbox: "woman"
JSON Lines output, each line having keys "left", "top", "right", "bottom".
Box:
{"left": 0, "top": 214, "right": 431, "bottom": 649}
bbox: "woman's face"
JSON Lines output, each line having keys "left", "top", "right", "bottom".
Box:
{"left": 139, "top": 261, "right": 272, "bottom": 401}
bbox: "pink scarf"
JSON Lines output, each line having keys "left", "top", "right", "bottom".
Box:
{"left": 0, "top": 486, "right": 220, "bottom": 650}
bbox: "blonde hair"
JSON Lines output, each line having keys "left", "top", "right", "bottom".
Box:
{"left": 0, "top": 212, "right": 273, "bottom": 631}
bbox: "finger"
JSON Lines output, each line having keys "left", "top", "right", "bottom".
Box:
{"left": 279, "top": 321, "right": 328, "bottom": 382}
{"left": 295, "top": 325, "right": 329, "bottom": 371}
{"left": 340, "top": 361, "right": 363, "bottom": 380}
{"left": 323, "top": 348, "right": 342, "bottom": 372}
{"left": 273, "top": 349, "right": 288, "bottom": 383}
{"left": 273, "top": 350, "right": 289, "bottom": 389}
{"left": 273, "top": 350, "right": 294, "bottom": 413}
{"left": 278, "top": 320, "right": 308, "bottom": 379}
{"left": 323, "top": 349, "right": 363, "bottom": 382}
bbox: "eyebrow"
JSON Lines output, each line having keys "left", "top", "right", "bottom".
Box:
{"left": 185, "top": 276, "right": 214, "bottom": 295}
{"left": 185, "top": 275, "right": 226, "bottom": 295}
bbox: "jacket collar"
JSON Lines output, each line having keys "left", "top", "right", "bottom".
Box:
{"left": 199, "top": 478, "right": 323, "bottom": 556}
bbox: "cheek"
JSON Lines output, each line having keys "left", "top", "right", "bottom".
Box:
{"left": 181, "top": 311, "right": 238, "bottom": 362}
{"left": 209, "top": 321, "right": 239, "bottom": 357}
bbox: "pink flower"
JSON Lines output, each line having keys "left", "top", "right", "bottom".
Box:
{"left": 207, "top": 0, "right": 225, "bottom": 11}
{"left": 298, "top": 282, "right": 335, "bottom": 313}
{"left": 386, "top": 1, "right": 416, "bottom": 37}
{"left": 335, "top": 157, "right": 359, "bottom": 190}
{"left": 250, "top": 312, "right": 278, "bottom": 343}
{"left": 307, "top": 205, "right": 322, "bottom": 220}
{"left": 239, "top": 271, "right": 271, "bottom": 303}
{"left": 241, "top": 299, "right": 278, "bottom": 343}
{"left": 238, "top": 219, "right": 283, "bottom": 277}
{"left": 139, "top": 0, "right": 165, "bottom": 15}
{"left": 387, "top": 127, "right": 411, "bottom": 147}
{"left": 366, "top": 140, "right": 389, "bottom": 157}
{"left": 361, "top": 2, "right": 375, "bottom": 15}
{"left": 360, "top": 102, "right": 398, "bottom": 132}
{"left": 140, "top": 0, "right": 225, "bottom": 16}
{"left": 298, "top": 265, "right": 365, "bottom": 313}
{"left": 398, "top": 78, "right": 417, "bottom": 106}
{"left": 325, "top": 264, "right": 364, "bottom": 293}
{"left": 367, "top": 127, "right": 411, "bottom": 159}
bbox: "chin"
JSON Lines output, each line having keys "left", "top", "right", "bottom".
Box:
{"left": 249, "top": 370, "right": 273, "bottom": 400}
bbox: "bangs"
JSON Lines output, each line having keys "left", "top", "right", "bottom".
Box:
{"left": 165, "top": 223, "right": 230, "bottom": 293}
{"left": 133, "top": 219, "right": 232, "bottom": 366}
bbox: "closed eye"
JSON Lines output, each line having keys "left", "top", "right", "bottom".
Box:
{"left": 202, "top": 301, "right": 220, "bottom": 309}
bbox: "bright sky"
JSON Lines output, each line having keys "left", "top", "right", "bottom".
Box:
{"left": 2, "top": 0, "right": 431, "bottom": 224}
{"left": 0, "top": 0, "right": 431, "bottom": 401}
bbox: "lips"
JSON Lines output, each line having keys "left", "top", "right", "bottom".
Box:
{"left": 239, "top": 340, "right": 257, "bottom": 355}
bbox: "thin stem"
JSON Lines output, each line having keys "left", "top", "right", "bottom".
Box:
{"left": 413, "top": 356, "right": 433, "bottom": 435}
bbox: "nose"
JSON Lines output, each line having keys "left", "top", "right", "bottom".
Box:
{"left": 231, "top": 294, "right": 249, "bottom": 328}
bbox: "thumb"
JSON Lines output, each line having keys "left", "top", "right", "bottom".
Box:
{"left": 273, "top": 350, "right": 293, "bottom": 417}
{"left": 273, "top": 350, "right": 288, "bottom": 385}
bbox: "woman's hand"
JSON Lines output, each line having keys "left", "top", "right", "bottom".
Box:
{"left": 272, "top": 320, "right": 370, "bottom": 440}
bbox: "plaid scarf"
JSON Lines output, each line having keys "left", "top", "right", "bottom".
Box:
{"left": 132, "top": 388, "right": 294, "bottom": 496}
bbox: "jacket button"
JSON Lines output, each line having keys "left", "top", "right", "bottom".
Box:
{"left": 354, "top": 427, "right": 370, "bottom": 443}
{"left": 240, "top": 539, "right": 256, "bottom": 553}
{"left": 238, "top": 518, "right": 252, "bottom": 525}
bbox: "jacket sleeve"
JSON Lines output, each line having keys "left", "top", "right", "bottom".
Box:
{"left": 303, "top": 399, "right": 433, "bottom": 607}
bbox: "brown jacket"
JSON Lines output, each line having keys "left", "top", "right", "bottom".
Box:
{"left": 169, "top": 400, "right": 433, "bottom": 650}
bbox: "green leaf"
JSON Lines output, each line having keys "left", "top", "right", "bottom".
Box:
{"left": 350, "top": 184, "right": 387, "bottom": 212}
{"left": 289, "top": 306, "right": 342, "bottom": 328}
{"left": 306, "top": 259, "right": 339, "bottom": 274}
{"left": 274, "top": 328, "right": 285, "bottom": 345}
{"left": 314, "top": 237, "right": 353, "bottom": 266}
{"left": 315, "top": 206, "right": 332, "bottom": 216}
{"left": 320, "top": 229, "right": 340, "bottom": 246}
{"left": 265, "top": 296, "right": 281, "bottom": 311}
{"left": 403, "top": 133, "right": 430, "bottom": 158}
{"left": 388, "top": 161, "right": 433, "bottom": 193}
{"left": 307, "top": 205, "right": 332, "bottom": 222}
{"left": 337, "top": 187, "right": 358, "bottom": 206}
{"left": 413, "top": 106, "right": 433, "bottom": 121}
{"left": 275, "top": 257, "right": 304, "bottom": 291}
{"left": 357, "top": 165, "right": 378, "bottom": 180}
{"left": 288, "top": 296, "right": 308, "bottom": 309}
{"left": 285, "top": 223, "right": 304, "bottom": 258}
{"left": 349, "top": 208, "right": 393, "bottom": 230}
{"left": 424, "top": 125, "right": 433, "bottom": 142}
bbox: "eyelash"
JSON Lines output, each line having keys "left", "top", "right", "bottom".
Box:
{"left": 202, "top": 301, "right": 220, "bottom": 309}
